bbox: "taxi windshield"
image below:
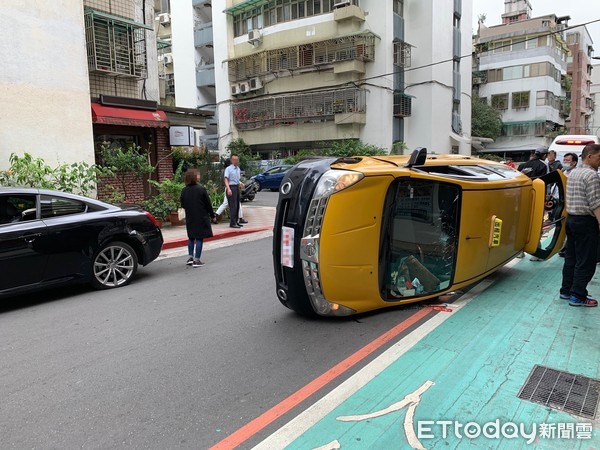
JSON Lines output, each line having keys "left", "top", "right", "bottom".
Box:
{"left": 380, "top": 179, "right": 460, "bottom": 300}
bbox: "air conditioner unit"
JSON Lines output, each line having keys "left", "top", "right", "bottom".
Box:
{"left": 231, "top": 84, "right": 241, "bottom": 96}
{"left": 333, "top": 0, "right": 351, "bottom": 8}
{"left": 248, "top": 77, "right": 262, "bottom": 91}
{"left": 238, "top": 82, "right": 250, "bottom": 93}
{"left": 248, "top": 29, "right": 262, "bottom": 43}
{"left": 163, "top": 53, "right": 173, "bottom": 65}
{"left": 473, "top": 77, "right": 483, "bottom": 85}
{"left": 158, "top": 13, "right": 171, "bottom": 25}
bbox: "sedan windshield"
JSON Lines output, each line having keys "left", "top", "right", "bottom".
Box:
{"left": 380, "top": 179, "right": 460, "bottom": 300}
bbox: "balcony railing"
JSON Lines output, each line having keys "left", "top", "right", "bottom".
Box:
{"left": 233, "top": 88, "right": 366, "bottom": 130}
{"left": 194, "top": 24, "right": 213, "bottom": 48}
{"left": 196, "top": 64, "right": 215, "bottom": 87}
{"left": 228, "top": 32, "right": 377, "bottom": 82}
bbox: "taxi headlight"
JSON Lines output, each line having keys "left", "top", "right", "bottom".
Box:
{"left": 313, "top": 170, "right": 364, "bottom": 199}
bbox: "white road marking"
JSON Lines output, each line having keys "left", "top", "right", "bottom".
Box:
{"left": 253, "top": 259, "right": 520, "bottom": 449}
{"left": 310, "top": 440, "right": 341, "bottom": 450}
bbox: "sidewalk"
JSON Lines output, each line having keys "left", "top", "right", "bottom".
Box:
{"left": 161, "top": 206, "right": 275, "bottom": 250}
{"left": 256, "top": 255, "right": 600, "bottom": 449}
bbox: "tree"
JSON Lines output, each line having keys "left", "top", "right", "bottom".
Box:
{"left": 471, "top": 98, "right": 502, "bottom": 140}
{"left": 225, "top": 138, "right": 259, "bottom": 177}
{"left": 283, "top": 140, "right": 387, "bottom": 165}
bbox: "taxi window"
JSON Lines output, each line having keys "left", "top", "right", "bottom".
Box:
{"left": 380, "top": 179, "right": 460, "bottom": 301}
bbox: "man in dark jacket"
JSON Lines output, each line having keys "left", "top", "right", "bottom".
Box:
{"left": 180, "top": 168, "right": 215, "bottom": 267}
{"left": 518, "top": 146, "right": 549, "bottom": 179}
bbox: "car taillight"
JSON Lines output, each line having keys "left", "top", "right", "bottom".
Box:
{"left": 555, "top": 139, "right": 595, "bottom": 145}
{"left": 144, "top": 211, "right": 160, "bottom": 227}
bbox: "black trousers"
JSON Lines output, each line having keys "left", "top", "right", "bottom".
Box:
{"left": 561, "top": 215, "right": 599, "bottom": 300}
{"left": 227, "top": 185, "right": 241, "bottom": 226}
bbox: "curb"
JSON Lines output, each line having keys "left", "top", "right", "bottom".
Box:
{"left": 161, "top": 226, "right": 273, "bottom": 250}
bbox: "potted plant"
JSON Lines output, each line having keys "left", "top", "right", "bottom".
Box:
{"left": 149, "top": 162, "right": 186, "bottom": 225}
{"left": 141, "top": 195, "right": 177, "bottom": 227}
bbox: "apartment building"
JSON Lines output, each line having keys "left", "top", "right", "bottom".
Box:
{"left": 155, "top": 0, "right": 216, "bottom": 150}
{"left": 216, "top": 0, "right": 473, "bottom": 157}
{"left": 566, "top": 26, "right": 595, "bottom": 135}
{"left": 591, "top": 65, "right": 600, "bottom": 136}
{"left": 473, "top": 0, "right": 570, "bottom": 153}
{"left": 84, "top": 0, "right": 176, "bottom": 201}
{"left": 1, "top": 1, "right": 94, "bottom": 169}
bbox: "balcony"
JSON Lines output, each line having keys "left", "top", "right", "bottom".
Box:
{"left": 196, "top": 64, "right": 215, "bottom": 87}
{"left": 453, "top": 71, "right": 461, "bottom": 102}
{"left": 454, "top": 0, "right": 462, "bottom": 17}
{"left": 452, "top": 112, "right": 462, "bottom": 134}
{"left": 393, "top": 93, "right": 412, "bottom": 118}
{"left": 194, "top": 24, "right": 213, "bottom": 48}
{"left": 453, "top": 27, "right": 461, "bottom": 60}
{"left": 333, "top": 59, "right": 365, "bottom": 74}
{"left": 333, "top": 4, "right": 365, "bottom": 23}
{"left": 84, "top": 8, "right": 150, "bottom": 79}
{"left": 233, "top": 88, "right": 366, "bottom": 130}
{"left": 228, "top": 31, "right": 376, "bottom": 82}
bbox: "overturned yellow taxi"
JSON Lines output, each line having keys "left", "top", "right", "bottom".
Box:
{"left": 273, "top": 148, "right": 566, "bottom": 317}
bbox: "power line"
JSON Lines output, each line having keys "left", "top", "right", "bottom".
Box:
{"left": 353, "top": 17, "right": 600, "bottom": 87}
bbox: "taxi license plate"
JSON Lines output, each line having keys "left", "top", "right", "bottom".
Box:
{"left": 281, "top": 226, "right": 294, "bottom": 268}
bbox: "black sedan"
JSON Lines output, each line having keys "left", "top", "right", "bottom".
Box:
{"left": 0, "top": 187, "right": 163, "bottom": 297}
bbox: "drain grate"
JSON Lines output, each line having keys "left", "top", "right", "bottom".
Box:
{"left": 517, "top": 365, "right": 600, "bottom": 419}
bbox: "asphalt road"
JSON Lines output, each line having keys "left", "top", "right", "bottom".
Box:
{"left": 242, "top": 190, "right": 278, "bottom": 208}
{"left": 0, "top": 236, "right": 422, "bottom": 449}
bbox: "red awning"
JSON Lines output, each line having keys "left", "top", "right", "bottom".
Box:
{"left": 91, "top": 104, "right": 169, "bottom": 128}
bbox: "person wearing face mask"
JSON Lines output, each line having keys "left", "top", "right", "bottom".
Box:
{"left": 561, "top": 152, "right": 578, "bottom": 176}
{"left": 559, "top": 144, "right": 600, "bottom": 307}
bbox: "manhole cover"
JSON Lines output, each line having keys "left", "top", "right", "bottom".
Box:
{"left": 517, "top": 365, "right": 600, "bottom": 419}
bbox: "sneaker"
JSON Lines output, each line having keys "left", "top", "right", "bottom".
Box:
{"left": 529, "top": 256, "right": 543, "bottom": 261}
{"left": 568, "top": 296, "right": 598, "bottom": 307}
{"left": 211, "top": 217, "right": 219, "bottom": 224}
{"left": 561, "top": 293, "right": 596, "bottom": 301}
{"left": 230, "top": 224, "right": 241, "bottom": 228}
{"left": 186, "top": 257, "right": 194, "bottom": 266}
{"left": 238, "top": 218, "right": 248, "bottom": 224}
{"left": 192, "top": 259, "right": 205, "bottom": 268}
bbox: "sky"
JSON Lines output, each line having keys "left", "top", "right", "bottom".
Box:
{"left": 472, "top": 0, "right": 600, "bottom": 62}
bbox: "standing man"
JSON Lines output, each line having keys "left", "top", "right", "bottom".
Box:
{"left": 559, "top": 143, "right": 600, "bottom": 307}
{"left": 518, "top": 147, "right": 549, "bottom": 179}
{"left": 547, "top": 150, "right": 563, "bottom": 172}
{"left": 561, "top": 152, "right": 578, "bottom": 176}
{"left": 224, "top": 154, "right": 242, "bottom": 229}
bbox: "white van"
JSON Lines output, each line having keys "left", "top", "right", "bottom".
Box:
{"left": 549, "top": 134, "right": 600, "bottom": 163}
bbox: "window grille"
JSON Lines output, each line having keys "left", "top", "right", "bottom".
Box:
{"left": 228, "top": 32, "right": 376, "bottom": 82}
{"left": 393, "top": 41, "right": 412, "bottom": 68}
{"left": 84, "top": 8, "right": 149, "bottom": 79}
{"left": 232, "top": 88, "right": 366, "bottom": 130}
{"left": 393, "top": 92, "right": 412, "bottom": 117}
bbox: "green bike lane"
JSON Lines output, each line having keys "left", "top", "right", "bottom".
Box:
{"left": 255, "top": 256, "right": 599, "bottom": 449}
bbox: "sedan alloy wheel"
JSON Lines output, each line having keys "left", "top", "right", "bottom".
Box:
{"left": 92, "top": 241, "right": 138, "bottom": 289}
